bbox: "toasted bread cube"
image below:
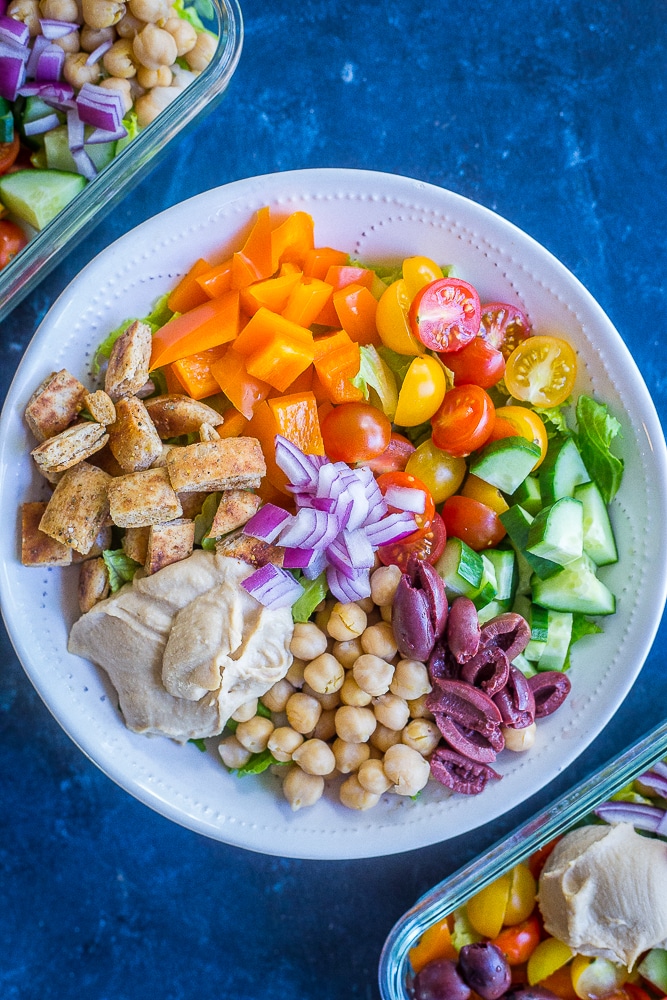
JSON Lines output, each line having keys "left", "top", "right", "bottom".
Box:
{"left": 83, "top": 390, "right": 116, "bottom": 426}
{"left": 87, "top": 443, "right": 125, "bottom": 478}
{"left": 21, "top": 501, "right": 73, "bottom": 566}
{"left": 31, "top": 421, "right": 108, "bottom": 476}
{"left": 122, "top": 526, "right": 150, "bottom": 565}
{"left": 104, "top": 320, "right": 152, "bottom": 401}
{"left": 178, "top": 491, "right": 209, "bottom": 519}
{"left": 208, "top": 490, "right": 261, "bottom": 539}
{"left": 78, "top": 557, "right": 110, "bottom": 613}
{"left": 144, "top": 518, "right": 195, "bottom": 575}
{"left": 215, "top": 528, "right": 284, "bottom": 568}
{"left": 24, "top": 369, "right": 86, "bottom": 442}
{"left": 108, "top": 466, "right": 183, "bottom": 528}
{"left": 107, "top": 396, "right": 163, "bottom": 473}
{"left": 71, "top": 524, "right": 113, "bottom": 563}
{"left": 150, "top": 443, "right": 177, "bottom": 469}
{"left": 39, "top": 462, "right": 112, "bottom": 554}
{"left": 166, "top": 437, "right": 266, "bottom": 493}
{"left": 199, "top": 421, "right": 220, "bottom": 442}
{"left": 144, "top": 394, "right": 224, "bottom": 439}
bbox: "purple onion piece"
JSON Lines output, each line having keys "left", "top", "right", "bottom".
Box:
{"left": 636, "top": 768, "right": 667, "bottom": 799}
{"left": 594, "top": 800, "right": 667, "bottom": 835}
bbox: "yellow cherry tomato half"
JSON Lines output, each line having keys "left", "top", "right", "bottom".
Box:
{"left": 504, "top": 335, "right": 577, "bottom": 408}
{"left": 494, "top": 405, "right": 549, "bottom": 468}
{"left": 461, "top": 474, "right": 509, "bottom": 515}
{"left": 405, "top": 438, "right": 467, "bottom": 504}
{"left": 402, "top": 255, "right": 445, "bottom": 299}
{"left": 466, "top": 871, "right": 512, "bottom": 939}
{"left": 527, "top": 937, "right": 574, "bottom": 986}
{"left": 503, "top": 862, "right": 538, "bottom": 925}
{"left": 571, "top": 955, "right": 628, "bottom": 1000}
{"left": 376, "top": 279, "right": 424, "bottom": 356}
{"left": 394, "top": 355, "right": 447, "bottom": 426}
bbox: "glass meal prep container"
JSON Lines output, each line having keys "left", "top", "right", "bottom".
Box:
{"left": 379, "top": 720, "right": 667, "bottom": 1000}
{"left": 0, "top": 0, "right": 243, "bottom": 324}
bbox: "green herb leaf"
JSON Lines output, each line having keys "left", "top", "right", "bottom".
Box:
{"left": 256, "top": 702, "right": 272, "bottom": 719}
{"left": 350, "top": 345, "right": 398, "bottom": 419}
{"left": 575, "top": 395, "right": 624, "bottom": 503}
{"left": 193, "top": 492, "right": 222, "bottom": 546}
{"left": 538, "top": 402, "right": 571, "bottom": 438}
{"left": 230, "top": 749, "right": 287, "bottom": 777}
{"left": 102, "top": 549, "right": 142, "bottom": 592}
{"left": 189, "top": 738, "right": 208, "bottom": 752}
{"left": 291, "top": 571, "right": 328, "bottom": 623}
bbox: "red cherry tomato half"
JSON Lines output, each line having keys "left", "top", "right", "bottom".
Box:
{"left": 431, "top": 385, "right": 496, "bottom": 458}
{"left": 0, "top": 132, "right": 20, "bottom": 176}
{"left": 409, "top": 277, "right": 481, "bottom": 353}
{"left": 321, "top": 402, "right": 392, "bottom": 463}
{"left": 362, "top": 432, "right": 415, "bottom": 474}
{"left": 491, "top": 915, "right": 542, "bottom": 966}
{"left": 442, "top": 495, "right": 506, "bottom": 550}
{"left": 479, "top": 302, "right": 531, "bottom": 359}
{"left": 378, "top": 512, "right": 446, "bottom": 568}
{"left": 445, "top": 337, "right": 506, "bottom": 388}
{"left": 0, "top": 219, "right": 28, "bottom": 270}
{"left": 376, "top": 471, "right": 435, "bottom": 530}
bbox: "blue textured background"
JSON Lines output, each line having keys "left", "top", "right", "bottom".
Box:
{"left": 2, "top": 2, "right": 666, "bottom": 998}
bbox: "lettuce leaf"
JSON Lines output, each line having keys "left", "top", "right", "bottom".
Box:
{"left": 575, "top": 395, "right": 624, "bottom": 503}
{"left": 290, "top": 571, "right": 328, "bottom": 623}
{"left": 351, "top": 345, "right": 398, "bottom": 419}
{"left": 229, "top": 749, "right": 287, "bottom": 777}
{"left": 91, "top": 291, "right": 175, "bottom": 375}
{"left": 102, "top": 549, "right": 142, "bottom": 592}
{"left": 193, "top": 492, "right": 222, "bottom": 549}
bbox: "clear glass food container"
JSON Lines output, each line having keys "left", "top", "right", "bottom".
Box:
{"left": 379, "top": 720, "right": 667, "bottom": 1000}
{"left": 0, "top": 0, "right": 243, "bottom": 324}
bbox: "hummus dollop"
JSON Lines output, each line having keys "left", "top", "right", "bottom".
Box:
{"left": 537, "top": 822, "right": 667, "bottom": 968}
{"left": 68, "top": 550, "right": 293, "bottom": 742}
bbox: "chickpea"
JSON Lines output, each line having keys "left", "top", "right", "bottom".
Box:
{"left": 285, "top": 692, "right": 321, "bottom": 735}
{"left": 370, "top": 722, "right": 402, "bottom": 753}
{"left": 218, "top": 734, "right": 251, "bottom": 770}
{"left": 352, "top": 654, "right": 394, "bottom": 697}
{"left": 332, "top": 637, "right": 363, "bottom": 669}
{"left": 231, "top": 697, "right": 258, "bottom": 723}
{"left": 136, "top": 63, "right": 172, "bottom": 88}
{"left": 334, "top": 705, "right": 376, "bottom": 744}
{"left": 373, "top": 693, "right": 410, "bottom": 731}
{"left": 357, "top": 758, "right": 392, "bottom": 795}
{"left": 380, "top": 604, "right": 392, "bottom": 624}
{"left": 285, "top": 657, "right": 306, "bottom": 688}
{"left": 40, "top": 0, "right": 79, "bottom": 20}
{"left": 235, "top": 715, "right": 274, "bottom": 753}
{"left": 332, "top": 738, "right": 370, "bottom": 774}
{"left": 339, "top": 774, "right": 381, "bottom": 811}
{"left": 406, "top": 693, "right": 433, "bottom": 719}
{"left": 326, "top": 601, "right": 367, "bottom": 641}
{"left": 290, "top": 621, "right": 328, "bottom": 661}
{"left": 302, "top": 682, "right": 340, "bottom": 712}
{"left": 103, "top": 37, "right": 137, "bottom": 77}
{"left": 183, "top": 28, "right": 216, "bottom": 71}
{"left": 163, "top": 14, "right": 197, "bottom": 55}
{"left": 502, "top": 722, "right": 537, "bottom": 752}
{"left": 80, "top": 24, "right": 115, "bottom": 51}
{"left": 312, "top": 708, "right": 337, "bottom": 743}
{"left": 390, "top": 659, "right": 431, "bottom": 700}
{"left": 383, "top": 744, "right": 431, "bottom": 796}
{"left": 303, "top": 653, "right": 345, "bottom": 695}
{"left": 133, "top": 21, "right": 177, "bottom": 69}
{"left": 115, "top": 10, "right": 143, "bottom": 36}
{"left": 292, "top": 739, "right": 336, "bottom": 777}
{"left": 370, "top": 563, "right": 401, "bottom": 606}
{"left": 360, "top": 621, "right": 398, "bottom": 661}
{"left": 339, "top": 673, "right": 372, "bottom": 707}
{"left": 128, "top": 0, "right": 169, "bottom": 22}
{"left": 357, "top": 595, "right": 375, "bottom": 614}
{"left": 7, "top": 0, "right": 41, "bottom": 37}
{"left": 314, "top": 598, "right": 334, "bottom": 633}
{"left": 261, "top": 678, "right": 295, "bottom": 714}
{"left": 282, "top": 767, "right": 324, "bottom": 811}
{"left": 267, "top": 726, "right": 303, "bottom": 763}
{"left": 82, "top": 0, "right": 125, "bottom": 29}
{"left": 63, "top": 51, "right": 101, "bottom": 87}
{"left": 401, "top": 718, "right": 441, "bottom": 756}
{"left": 133, "top": 84, "right": 180, "bottom": 125}
{"left": 53, "top": 29, "right": 81, "bottom": 53}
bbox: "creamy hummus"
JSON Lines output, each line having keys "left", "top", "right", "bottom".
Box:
{"left": 68, "top": 550, "right": 293, "bottom": 742}
{"left": 537, "top": 822, "right": 667, "bottom": 968}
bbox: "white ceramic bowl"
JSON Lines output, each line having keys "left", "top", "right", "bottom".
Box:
{"left": 2, "top": 168, "right": 666, "bottom": 859}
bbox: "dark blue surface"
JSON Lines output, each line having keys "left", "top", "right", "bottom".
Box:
{"left": 2, "top": 2, "right": 667, "bottom": 997}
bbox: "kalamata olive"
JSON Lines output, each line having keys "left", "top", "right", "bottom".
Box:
{"left": 458, "top": 942, "right": 511, "bottom": 1000}
{"left": 504, "top": 990, "right": 560, "bottom": 1000}
{"left": 412, "top": 959, "right": 472, "bottom": 1000}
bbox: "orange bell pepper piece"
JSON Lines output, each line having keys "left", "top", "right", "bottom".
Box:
{"left": 210, "top": 347, "right": 270, "bottom": 420}
{"left": 246, "top": 400, "right": 289, "bottom": 493}
{"left": 150, "top": 290, "right": 241, "bottom": 370}
{"left": 217, "top": 408, "right": 249, "bottom": 438}
{"left": 245, "top": 332, "right": 315, "bottom": 392}
{"left": 282, "top": 365, "right": 314, "bottom": 395}
{"left": 315, "top": 264, "right": 376, "bottom": 326}
{"left": 267, "top": 391, "right": 324, "bottom": 455}
{"left": 408, "top": 919, "right": 457, "bottom": 975}
{"left": 332, "top": 283, "right": 381, "bottom": 345}
{"left": 302, "top": 246, "right": 348, "bottom": 279}
{"left": 282, "top": 276, "right": 333, "bottom": 328}
{"left": 195, "top": 258, "right": 234, "bottom": 299}
{"left": 270, "top": 211, "right": 315, "bottom": 271}
{"left": 169, "top": 342, "right": 230, "bottom": 399}
{"left": 239, "top": 269, "right": 303, "bottom": 316}
{"left": 312, "top": 329, "right": 363, "bottom": 404}
{"left": 167, "top": 257, "right": 212, "bottom": 313}
{"left": 233, "top": 306, "right": 313, "bottom": 356}
{"left": 231, "top": 206, "right": 274, "bottom": 288}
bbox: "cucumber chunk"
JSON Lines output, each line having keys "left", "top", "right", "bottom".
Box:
{"left": 638, "top": 949, "right": 667, "bottom": 994}
{"left": 526, "top": 496, "right": 584, "bottom": 566}
{"left": 484, "top": 548, "right": 517, "bottom": 603}
{"left": 536, "top": 610, "right": 573, "bottom": 671}
{"left": 510, "top": 474, "right": 542, "bottom": 515}
{"left": 539, "top": 435, "right": 591, "bottom": 505}
{"left": 435, "top": 537, "right": 483, "bottom": 600}
{"left": 0, "top": 169, "right": 86, "bottom": 230}
{"left": 473, "top": 554, "right": 498, "bottom": 610}
{"left": 477, "top": 598, "right": 511, "bottom": 624}
{"left": 499, "top": 504, "right": 562, "bottom": 580}
{"left": 469, "top": 436, "right": 541, "bottom": 495}
{"left": 531, "top": 554, "right": 616, "bottom": 616}
{"left": 44, "top": 125, "right": 116, "bottom": 174}
{"left": 574, "top": 480, "right": 619, "bottom": 566}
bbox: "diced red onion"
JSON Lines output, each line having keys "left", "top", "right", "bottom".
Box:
{"left": 325, "top": 538, "right": 358, "bottom": 581}
{"left": 281, "top": 547, "right": 315, "bottom": 570}
{"left": 23, "top": 111, "right": 60, "bottom": 135}
{"left": 18, "top": 80, "right": 73, "bottom": 100}
{"left": 66, "top": 105, "right": 84, "bottom": 149}
{"left": 0, "top": 14, "right": 29, "bottom": 46}
{"left": 278, "top": 507, "right": 339, "bottom": 549}
{"left": 76, "top": 81, "right": 123, "bottom": 131}
{"left": 26, "top": 33, "right": 49, "bottom": 77}
{"left": 242, "top": 563, "right": 304, "bottom": 609}
{"left": 384, "top": 484, "right": 426, "bottom": 514}
{"left": 345, "top": 480, "right": 370, "bottom": 531}
{"left": 315, "top": 462, "right": 343, "bottom": 499}
{"left": 85, "top": 123, "right": 128, "bottom": 143}
{"left": 363, "top": 510, "right": 417, "bottom": 546}
{"left": 594, "top": 800, "right": 667, "bottom": 835}
{"left": 649, "top": 761, "right": 667, "bottom": 780}
{"left": 274, "top": 434, "right": 323, "bottom": 489}
{"left": 329, "top": 491, "right": 354, "bottom": 525}
{"left": 637, "top": 769, "right": 667, "bottom": 799}
{"left": 326, "top": 564, "right": 371, "bottom": 603}
{"left": 35, "top": 42, "right": 64, "bottom": 82}
{"left": 70, "top": 144, "right": 96, "bottom": 179}
{"left": 0, "top": 51, "right": 25, "bottom": 100}
{"left": 302, "top": 547, "right": 328, "bottom": 581}
{"left": 86, "top": 39, "right": 112, "bottom": 65}
{"left": 294, "top": 493, "right": 336, "bottom": 513}
{"left": 39, "top": 18, "right": 79, "bottom": 39}
{"left": 243, "top": 503, "right": 292, "bottom": 544}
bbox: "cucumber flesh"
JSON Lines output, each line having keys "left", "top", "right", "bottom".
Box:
{"left": 574, "top": 480, "right": 618, "bottom": 566}
{"left": 638, "top": 950, "right": 667, "bottom": 994}
{"left": 477, "top": 598, "right": 511, "bottom": 624}
{"left": 531, "top": 555, "right": 616, "bottom": 615}
{"left": 499, "top": 504, "right": 562, "bottom": 580}
{"left": 435, "top": 537, "right": 484, "bottom": 600}
{"left": 43, "top": 124, "right": 116, "bottom": 174}
{"left": 483, "top": 548, "right": 517, "bottom": 603}
{"left": 510, "top": 474, "right": 542, "bottom": 515}
{"left": 469, "top": 436, "right": 541, "bottom": 495}
{"left": 473, "top": 554, "right": 498, "bottom": 610}
{"left": 536, "top": 610, "right": 573, "bottom": 671}
{"left": 526, "top": 496, "right": 584, "bottom": 566}
{"left": 539, "top": 435, "right": 591, "bottom": 505}
{"left": 0, "top": 169, "right": 86, "bottom": 230}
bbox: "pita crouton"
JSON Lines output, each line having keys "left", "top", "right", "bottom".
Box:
{"left": 144, "top": 394, "right": 224, "bottom": 439}
{"left": 177, "top": 491, "right": 208, "bottom": 519}
{"left": 31, "top": 421, "right": 108, "bottom": 476}
{"left": 144, "top": 518, "right": 195, "bottom": 575}
{"left": 215, "top": 528, "right": 284, "bottom": 568}
{"left": 199, "top": 422, "right": 220, "bottom": 442}
{"left": 39, "top": 462, "right": 112, "bottom": 554}
{"left": 166, "top": 437, "right": 265, "bottom": 493}
{"left": 78, "top": 557, "right": 110, "bottom": 613}
{"left": 108, "top": 466, "right": 182, "bottom": 528}
{"left": 107, "top": 395, "right": 163, "bottom": 472}
{"left": 122, "top": 526, "right": 150, "bottom": 565}
{"left": 104, "top": 320, "right": 152, "bottom": 401}
{"left": 83, "top": 390, "right": 116, "bottom": 426}
{"left": 24, "top": 369, "right": 86, "bottom": 442}
{"left": 71, "top": 524, "right": 113, "bottom": 563}
{"left": 207, "top": 490, "right": 261, "bottom": 539}
{"left": 21, "top": 501, "right": 73, "bottom": 566}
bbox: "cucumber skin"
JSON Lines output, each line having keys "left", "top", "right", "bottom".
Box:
{"left": 469, "top": 436, "right": 541, "bottom": 495}
{"left": 531, "top": 556, "right": 616, "bottom": 616}
{"left": 0, "top": 169, "right": 86, "bottom": 230}
{"left": 539, "top": 435, "right": 591, "bottom": 505}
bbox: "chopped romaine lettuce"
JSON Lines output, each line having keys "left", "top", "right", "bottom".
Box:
{"left": 193, "top": 492, "right": 222, "bottom": 549}
{"left": 575, "top": 395, "right": 624, "bottom": 503}
{"left": 102, "top": 549, "right": 141, "bottom": 592}
{"left": 351, "top": 345, "right": 398, "bottom": 419}
{"left": 291, "top": 571, "right": 327, "bottom": 623}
